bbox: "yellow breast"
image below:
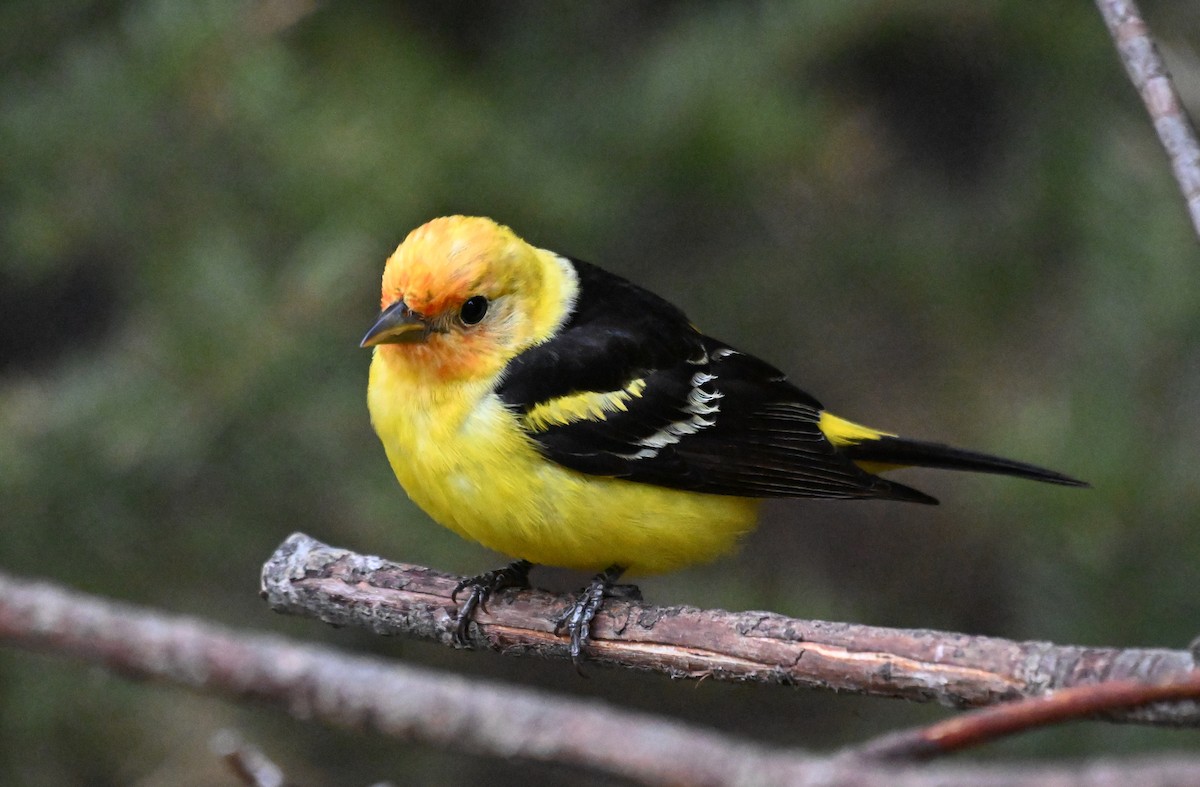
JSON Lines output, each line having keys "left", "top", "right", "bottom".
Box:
{"left": 367, "top": 351, "right": 760, "bottom": 573}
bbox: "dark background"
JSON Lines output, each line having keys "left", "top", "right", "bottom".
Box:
{"left": 2, "top": 1, "right": 1199, "bottom": 784}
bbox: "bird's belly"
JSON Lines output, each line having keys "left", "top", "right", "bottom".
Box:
{"left": 374, "top": 389, "right": 760, "bottom": 573}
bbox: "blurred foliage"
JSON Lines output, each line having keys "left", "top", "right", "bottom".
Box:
{"left": 1, "top": 0, "right": 1199, "bottom": 783}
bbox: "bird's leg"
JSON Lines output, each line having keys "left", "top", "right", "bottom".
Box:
{"left": 450, "top": 559, "right": 533, "bottom": 646}
{"left": 554, "top": 564, "right": 631, "bottom": 666}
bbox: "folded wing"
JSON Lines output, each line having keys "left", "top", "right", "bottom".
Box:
{"left": 496, "top": 259, "right": 935, "bottom": 503}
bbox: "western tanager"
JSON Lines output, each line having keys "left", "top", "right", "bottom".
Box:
{"left": 362, "top": 215, "right": 1085, "bottom": 661}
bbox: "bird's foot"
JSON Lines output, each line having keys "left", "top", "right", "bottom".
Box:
{"left": 554, "top": 564, "right": 631, "bottom": 668}
{"left": 451, "top": 559, "right": 532, "bottom": 646}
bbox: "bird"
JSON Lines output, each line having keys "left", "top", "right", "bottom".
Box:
{"left": 361, "top": 215, "right": 1087, "bottom": 662}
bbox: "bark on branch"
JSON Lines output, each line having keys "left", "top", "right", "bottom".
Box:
{"left": 261, "top": 533, "right": 1200, "bottom": 727}
{"left": 4, "top": 566, "right": 1200, "bottom": 786}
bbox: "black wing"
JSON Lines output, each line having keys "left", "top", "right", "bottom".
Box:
{"left": 496, "top": 259, "right": 933, "bottom": 503}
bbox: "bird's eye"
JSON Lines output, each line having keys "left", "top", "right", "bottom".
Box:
{"left": 459, "top": 295, "right": 489, "bottom": 325}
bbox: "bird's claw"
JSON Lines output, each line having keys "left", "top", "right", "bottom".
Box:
{"left": 450, "top": 560, "right": 532, "bottom": 646}
{"left": 553, "top": 565, "right": 631, "bottom": 670}
{"left": 554, "top": 582, "right": 606, "bottom": 670}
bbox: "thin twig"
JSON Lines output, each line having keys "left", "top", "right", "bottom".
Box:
{"left": 3, "top": 569, "right": 1200, "bottom": 786}
{"left": 259, "top": 533, "right": 1200, "bottom": 726}
{"left": 850, "top": 674, "right": 1200, "bottom": 762}
{"left": 211, "top": 730, "right": 289, "bottom": 787}
{"left": 1096, "top": 0, "right": 1200, "bottom": 238}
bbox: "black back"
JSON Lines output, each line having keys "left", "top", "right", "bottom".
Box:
{"left": 496, "top": 259, "right": 931, "bottom": 503}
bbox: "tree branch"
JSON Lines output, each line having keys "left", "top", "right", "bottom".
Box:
{"left": 1096, "top": 0, "right": 1200, "bottom": 238}
{"left": 211, "top": 730, "right": 290, "bottom": 787}
{"left": 4, "top": 567, "right": 1200, "bottom": 786}
{"left": 850, "top": 674, "right": 1200, "bottom": 762}
{"left": 0, "top": 567, "right": 787, "bottom": 784}
{"left": 260, "top": 533, "right": 1200, "bottom": 727}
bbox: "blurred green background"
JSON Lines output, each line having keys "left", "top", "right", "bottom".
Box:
{"left": 2, "top": 1, "right": 1198, "bottom": 784}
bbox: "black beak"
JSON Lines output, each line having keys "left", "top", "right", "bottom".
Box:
{"left": 360, "top": 300, "right": 429, "bottom": 347}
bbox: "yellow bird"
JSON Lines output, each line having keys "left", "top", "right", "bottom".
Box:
{"left": 362, "top": 215, "right": 1085, "bottom": 661}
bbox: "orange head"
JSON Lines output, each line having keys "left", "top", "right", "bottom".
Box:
{"left": 361, "top": 216, "right": 577, "bottom": 383}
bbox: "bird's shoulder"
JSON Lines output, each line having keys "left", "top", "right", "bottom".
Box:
{"left": 497, "top": 258, "right": 698, "bottom": 407}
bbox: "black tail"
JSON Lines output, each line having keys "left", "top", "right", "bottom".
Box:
{"left": 846, "top": 435, "right": 1089, "bottom": 489}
